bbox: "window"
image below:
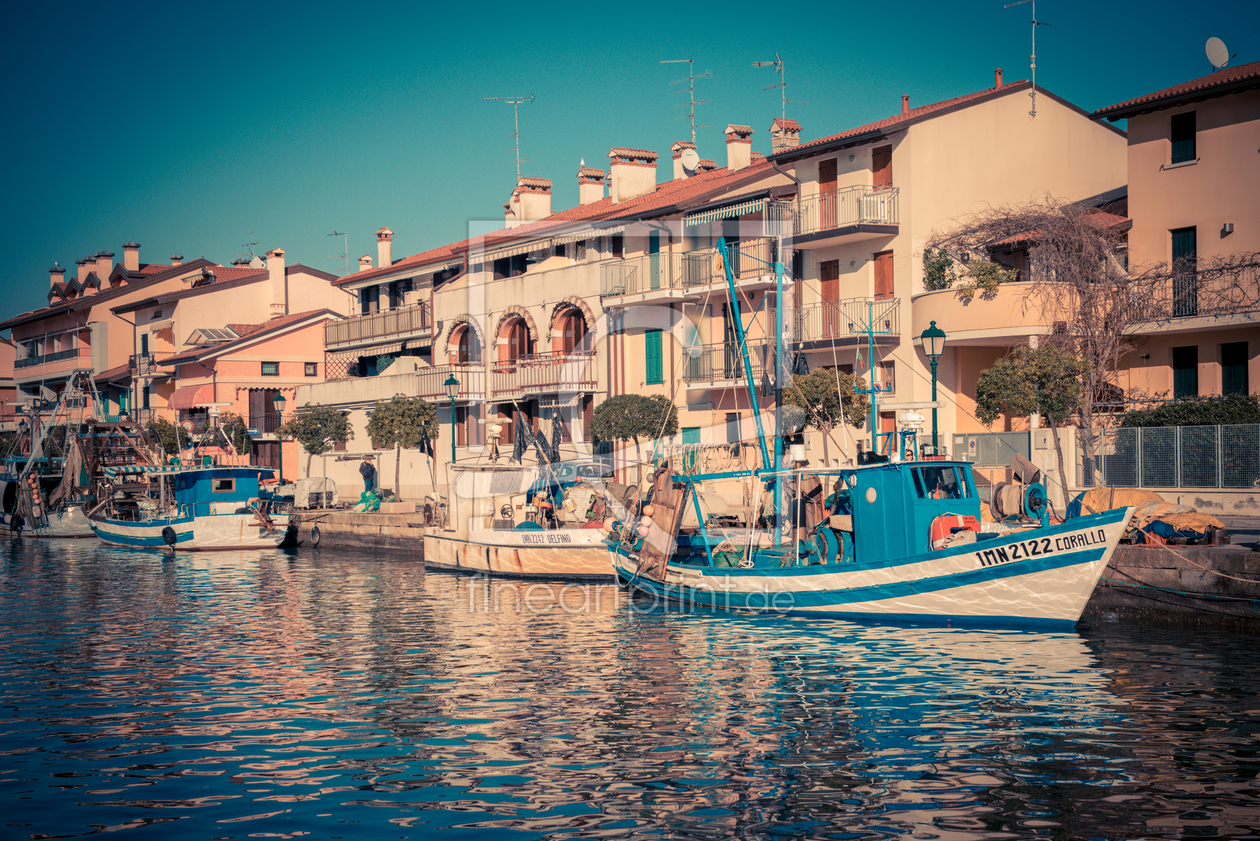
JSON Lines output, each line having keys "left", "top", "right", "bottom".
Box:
{"left": 333, "top": 437, "right": 347, "bottom": 452}
{"left": 360, "top": 286, "right": 379, "bottom": 315}
{"left": 305, "top": 362, "right": 318, "bottom": 377}
{"left": 872, "top": 145, "right": 892, "bottom": 188}
{"left": 878, "top": 361, "right": 895, "bottom": 394}
{"left": 1173, "top": 346, "right": 1198, "bottom": 398}
{"left": 262, "top": 362, "right": 280, "bottom": 376}
{"left": 1172, "top": 227, "right": 1198, "bottom": 317}
{"left": 554, "top": 243, "right": 566, "bottom": 258}
{"left": 612, "top": 234, "right": 624, "bottom": 259}
{"left": 645, "top": 329, "right": 663, "bottom": 384}
{"left": 1222, "top": 342, "right": 1248, "bottom": 395}
{"left": 1171, "top": 111, "right": 1196, "bottom": 164}
{"left": 152, "top": 310, "right": 162, "bottom": 318}
{"left": 213, "top": 478, "right": 236, "bottom": 493}
{"left": 725, "top": 413, "right": 740, "bottom": 444}
{"left": 140, "top": 333, "right": 149, "bottom": 355}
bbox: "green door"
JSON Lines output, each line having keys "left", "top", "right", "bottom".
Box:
{"left": 682, "top": 426, "right": 700, "bottom": 472}
{"left": 649, "top": 231, "right": 661, "bottom": 290}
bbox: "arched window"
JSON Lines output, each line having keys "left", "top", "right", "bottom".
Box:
{"left": 451, "top": 323, "right": 481, "bottom": 364}
{"left": 556, "top": 308, "right": 587, "bottom": 354}
{"left": 507, "top": 318, "right": 532, "bottom": 362}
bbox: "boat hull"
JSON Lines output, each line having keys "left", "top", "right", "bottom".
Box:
{"left": 425, "top": 529, "right": 615, "bottom": 580}
{"left": 89, "top": 512, "right": 293, "bottom": 551}
{"left": 1, "top": 505, "right": 95, "bottom": 539}
{"left": 610, "top": 507, "right": 1134, "bottom": 628}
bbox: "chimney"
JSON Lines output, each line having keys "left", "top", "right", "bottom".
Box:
{"left": 995, "top": 68, "right": 1003, "bottom": 88}
{"left": 901, "top": 95, "right": 909, "bottom": 113}
{"left": 359, "top": 255, "right": 373, "bottom": 272}
{"left": 607, "top": 147, "right": 660, "bottom": 204}
{"left": 510, "top": 177, "right": 552, "bottom": 223}
{"left": 122, "top": 242, "right": 140, "bottom": 272}
{"left": 266, "top": 248, "right": 286, "bottom": 315}
{"left": 77, "top": 257, "right": 94, "bottom": 282}
{"left": 670, "top": 140, "right": 697, "bottom": 179}
{"left": 375, "top": 227, "right": 393, "bottom": 268}
{"left": 504, "top": 201, "right": 518, "bottom": 229}
{"left": 724, "top": 125, "right": 753, "bottom": 171}
{"left": 577, "top": 165, "right": 606, "bottom": 205}
{"left": 769, "top": 118, "right": 802, "bottom": 153}
{"left": 95, "top": 250, "right": 114, "bottom": 278}
{"left": 697, "top": 159, "right": 718, "bottom": 173}
{"left": 50, "top": 263, "right": 65, "bottom": 289}
{"left": 170, "top": 254, "right": 183, "bottom": 266}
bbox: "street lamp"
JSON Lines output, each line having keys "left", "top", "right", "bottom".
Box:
{"left": 443, "top": 374, "right": 460, "bottom": 464}
{"left": 272, "top": 392, "right": 287, "bottom": 483}
{"left": 917, "top": 321, "right": 947, "bottom": 456}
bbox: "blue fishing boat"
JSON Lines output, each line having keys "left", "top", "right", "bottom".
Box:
{"left": 88, "top": 463, "right": 296, "bottom": 550}
{"left": 606, "top": 240, "right": 1132, "bottom": 628}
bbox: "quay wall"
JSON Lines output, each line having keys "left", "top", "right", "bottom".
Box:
{"left": 291, "top": 511, "right": 427, "bottom": 555}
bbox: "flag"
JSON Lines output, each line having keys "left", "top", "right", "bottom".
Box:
{"left": 511, "top": 415, "right": 526, "bottom": 463}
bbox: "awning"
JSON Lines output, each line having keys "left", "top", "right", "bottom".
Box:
{"left": 550, "top": 225, "right": 624, "bottom": 246}
{"left": 684, "top": 199, "right": 765, "bottom": 227}
{"left": 149, "top": 320, "right": 174, "bottom": 332}
{"left": 169, "top": 384, "right": 215, "bottom": 409}
{"left": 478, "top": 225, "right": 626, "bottom": 262}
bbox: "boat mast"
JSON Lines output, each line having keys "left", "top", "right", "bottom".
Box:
{"left": 716, "top": 239, "right": 772, "bottom": 472}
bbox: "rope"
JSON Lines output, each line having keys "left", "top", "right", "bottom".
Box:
{"left": 1100, "top": 577, "right": 1260, "bottom": 605}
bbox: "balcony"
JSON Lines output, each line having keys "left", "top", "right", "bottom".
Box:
{"left": 130, "top": 353, "right": 157, "bottom": 376}
{"left": 601, "top": 238, "right": 781, "bottom": 303}
{"left": 684, "top": 342, "right": 772, "bottom": 390}
{"left": 13, "top": 346, "right": 91, "bottom": 381}
{"left": 325, "top": 302, "right": 432, "bottom": 351}
{"left": 778, "top": 186, "right": 899, "bottom": 248}
{"left": 416, "top": 363, "right": 486, "bottom": 403}
{"left": 792, "top": 297, "right": 901, "bottom": 346}
{"left": 492, "top": 351, "right": 597, "bottom": 398}
{"left": 248, "top": 411, "right": 282, "bottom": 434}
{"left": 1133, "top": 267, "right": 1260, "bottom": 326}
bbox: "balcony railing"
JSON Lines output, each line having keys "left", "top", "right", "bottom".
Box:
{"left": 791, "top": 297, "right": 900, "bottom": 343}
{"left": 325, "top": 302, "right": 432, "bottom": 349}
{"left": 684, "top": 342, "right": 772, "bottom": 387}
{"left": 492, "top": 351, "right": 598, "bottom": 397}
{"left": 1134, "top": 266, "right": 1260, "bottom": 322}
{"left": 247, "top": 411, "right": 282, "bottom": 433}
{"left": 600, "top": 238, "right": 778, "bottom": 298}
{"left": 789, "top": 186, "right": 899, "bottom": 238}
{"left": 130, "top": 353, "right": 157, "bottom": 376}
{"left": 14, "top": 347, "right": 87, "bottom": 370}
{"left": 415, "top": 364, "right": 486, "bottom": 402}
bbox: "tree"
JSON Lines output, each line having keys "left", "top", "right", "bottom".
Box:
{"left": 146, "top": 417, "right": 190, "bottom": 457}
{"left": 975, "top": 344, "right": 1087, "bottom": 504}
{"left": 782, "top": 368, "right": 868, "bottom": 465}
{"left": 366, "top": 395, "right": 438, "bottom": 500}
{"left": 590, "top": 394, "right": 679, "bottom": 483}
{"left": 1120, "top": 393, "right": 1260, "bottom": 428}
{"left": 280, "top": 404, "right": 354, "bottom": 473}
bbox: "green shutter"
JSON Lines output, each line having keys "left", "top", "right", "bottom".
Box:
{"left": 645, "top": 329, "right": 663, "bottom": 384}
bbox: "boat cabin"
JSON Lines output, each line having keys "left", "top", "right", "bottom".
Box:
{"left": 169, "top": 466, "right": 270, "bottom": 516}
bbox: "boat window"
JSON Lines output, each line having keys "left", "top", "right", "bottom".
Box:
{"left": 911, "top": 470, "right": 926, "bottom": 498}
{"left": 578, "top": 464, "right": 613, "bottom": 480}
{"left": 918, "top": 466, "right": 965, "bottom": 499}
{"left": 213, "top": 478, "right": 236, "bottom": 493}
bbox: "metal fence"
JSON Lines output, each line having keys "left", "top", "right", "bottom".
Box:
{"left": 1076, "top": 425, "right": 1260, "bottom": 490}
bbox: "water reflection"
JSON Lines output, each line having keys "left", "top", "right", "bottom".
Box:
{"left": 1, "top": 541, "right": 1258, "bottom": 840}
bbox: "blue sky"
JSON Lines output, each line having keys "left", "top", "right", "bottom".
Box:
{"left": 1, "top": 0, "right": 1257, "bottom": 324}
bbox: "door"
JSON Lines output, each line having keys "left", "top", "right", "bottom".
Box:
{"left": 682, "top": 426, "right": 700, "bottom": 472}
{"left": 873, "top": 251, "right": 894, "bottom": 300}
{"left": 1171, "top": 227, "right": 1197, "bottom": 317}
{"left": 820, "top": 260, "right": 840, "bottom": 338}
{"left": 649, "top": 231, "right": 661, "bottom": 290}
{"left": 818, "top": 158, "right": 837, "bottom": 229}
{"left": 872, "top": 146, "right": 892, "bottom": 188}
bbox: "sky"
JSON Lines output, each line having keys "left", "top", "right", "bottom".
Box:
{"left": 1, "top": 0, "right": 1257, "bottom": 325}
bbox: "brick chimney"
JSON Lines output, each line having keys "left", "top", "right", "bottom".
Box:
{"left": 511, "top": 177, "right": 552, "bottom": 224}
{"left": 266, "top": 248, "right": 286, "bottom": 315}
{"left": 995, "top": 68, "right": 1003, "bottom": 88}
{"left": 170, "top": 255, "right": 183, "bottom": 266}
{"left": 697, "top": 159, "right": 717, "bottom": 173}
{"left": 769, "top": 118, "right": 802, "bottom": 153}
{"left": 607, "top": 148, "right": 659, "bottom": 204}
{"left": 670, "top": 140, "right": 697, "bottom": 179}
{"left": 902, "top": 95, "right": 909, "bottom": 113}
{"left": 76, "top": 257, "right": 91, "bottom": 282}
{"left": 359, "top": 255, "right": 373, "bottom": 272}
{"left": 50, "top": 263, "right": 65, "bottom": 289}
{"left": 95, "top": 250, "right": 114, "bottom": 278}
{"left": 376, "top": 227, "right": 393, "bottom": 268}
{"left": 724, "top": 125, "right": 753, "bottom": 171}
{"left": 122, "top": 242, "right": 140, "bottom": 272}
{"left": 577, "top": 165, "right": 606, "bottom": 205}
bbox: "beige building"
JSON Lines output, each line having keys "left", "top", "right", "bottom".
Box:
{"left": 1093, "top": 60, "right": 1260, "bottom": 401}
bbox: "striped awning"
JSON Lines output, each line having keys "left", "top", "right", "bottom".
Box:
{"left": 478, "top": 225, "right": 627, "bottom": 262}
{"left": 326, "top": 341, "right": 405, "bottom": 360}
{"left": 550, "top": 225, "right": 624, "bottom": 246}
{"left": 684, "top": 199, "right": 765, "bottom": 227}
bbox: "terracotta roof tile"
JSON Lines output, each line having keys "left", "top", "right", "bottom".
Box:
{"left": 1093, "top": 60, "right": 1260, "bottom": 120}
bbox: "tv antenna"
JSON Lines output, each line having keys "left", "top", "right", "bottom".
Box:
{"left": 241, "top": 232, "right": 259, "bottom": 259}
{"left": 326, "top": 231, "right": 348, "bottom": 274}
{"left": 1206, "top": 37, "right": 1233, "bottom": 71}
{"left": 484, "top": 95, "right": 535, "bottom": 179}
{"left": 753, "top": 52, "right": 807, "bottom": 122}
{"left": 661, "top": 59, "right": 711, "bottom": 144}
{"left": 1004, "top": 0, "right": 1054, "bottom": 117}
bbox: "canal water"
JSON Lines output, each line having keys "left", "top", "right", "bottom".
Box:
{"left": 2, "top": 540, "right": 1258, "bottom": 841}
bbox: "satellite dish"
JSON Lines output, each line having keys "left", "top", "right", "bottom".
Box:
{"left": 1206, "top": 37, "right": 1230, "bottom": 69}
{"left": 680, "top": 148, "right": 700, "bottom": 174}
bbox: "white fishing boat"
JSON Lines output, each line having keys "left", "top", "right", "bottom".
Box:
{"left": 606, "top": 239, "right": 1133, "bottom": 628}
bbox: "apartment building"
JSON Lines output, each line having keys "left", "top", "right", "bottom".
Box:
{"left": 1093, "top": 60, "right": 1260, "bottom": 401}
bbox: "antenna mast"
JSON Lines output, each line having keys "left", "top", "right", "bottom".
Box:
{"left": 1004, "top": 0, "right": 1054, "bottom": 117}
{"left": 326, "top": 231, "right": 348, "bottom": 274}
{"left": 241, "top": 232, "right": 259, "bottom": 260}
{"left": 661, "top": 59, "right": 710, "bottom": 144}
{"left": 484, "top": 95, "right": 536, "bottom": 178}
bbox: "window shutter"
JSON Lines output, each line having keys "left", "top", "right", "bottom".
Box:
{"left": 645, "top": 329, "right": 663, "bottom": 384}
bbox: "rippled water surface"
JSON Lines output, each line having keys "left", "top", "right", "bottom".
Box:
{"left": 2, "top": 540, "right": 1259, "bottom": 840}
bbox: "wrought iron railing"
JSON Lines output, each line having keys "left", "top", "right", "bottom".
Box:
{"left": 791, "top": 186, "right": 899, "bottom": 237}
{"left": 415, "top": 364, "right": 486, "bottom": 402}
{"left": 492, "top": 351, "right": 597, "bottom": 397}
{"left": 130, "top": 353, "right": 157, "bottom": 376}
{"left": 683, "top": 342, "right": 772, "bottom": 386}
{"left": 248, "top": 412, "right": 282, "bottom": 434}
{"left": 600, "top": 238, "right": 778, "bottom": 297}
{"left": 325, "top": 302, "right": 432, "bottom": 349}
{"left": 792, "top": 297, "right": 900, "bottom": 343}
{"left": 1134, "top": 265, "right": 1260, "bottom": 321}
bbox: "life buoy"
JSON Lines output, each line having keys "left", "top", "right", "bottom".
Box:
{"left": 930, "top": 514, "right": 981, "bottom": 550}
{"left": 161, "top": 526, "right": 178, "bottom": 547}
{"left": 310, "top": 525, "right": 321, "bottom": 547}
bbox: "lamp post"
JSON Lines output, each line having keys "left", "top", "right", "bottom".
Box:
{"left": 917, "top": 321, "right": 947, "bottom": 455}
{"left": 272, "top": 392, "right": 287, "bottom": 482}
{"left": 443, "top": 374, "right": 460, "bottom": 464}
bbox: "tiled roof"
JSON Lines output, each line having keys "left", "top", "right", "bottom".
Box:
{"left": 609, "top": 148, "right": 659, "bottom": 160}
{"left": 771, "top": 118, "right": 802, "bottom": 131}
{"left": 93, "top": 361, "right": 133, "bottom": 383}
{"left": 1093, "top": 60, "right": 1260, "bottom": 120}
{"left": 517, "top": 176, "right": 552, "bottom": 189}
{"left": 772, "top": 80, "right": 1034, "bottom": 159}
